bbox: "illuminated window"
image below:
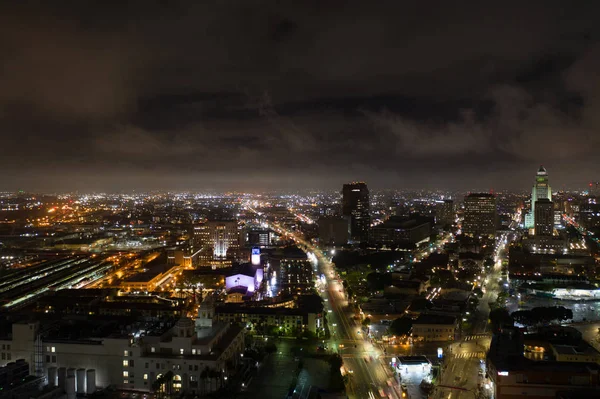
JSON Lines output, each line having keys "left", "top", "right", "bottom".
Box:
{"left": 123, "top": 360, "right": 129, "bottom": 367}
{"left": 123, "top": 380, "right": 129, "bottom": 384}
{"left": 123, "top": 371, "right": 129, "bottom": 377}
{"left": 191, "top": 349, "right": 196, "bottom": 355}
{"left": 151, "top": 347, "right": 156, "bottom": 353}
{"left": 180, "top": 349, "right": 184, "bottom": 355}
{"left": 143, "top": 374, "right": 148, "bottom": 380}
{"left": 124, "top": 350, "right": 129, "bottom": 356}
{"left": 51, "top": 347, "right": 56, "bottom": 353}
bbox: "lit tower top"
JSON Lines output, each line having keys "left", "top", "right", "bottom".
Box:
{"left": 535, "top": 165, "right": 551, "bottom": 201}
{"left": 524, "top": 165, "right": 552, "bottom": 229}
{"left": 537, "top": 165, "right": 547, "bottom": 176}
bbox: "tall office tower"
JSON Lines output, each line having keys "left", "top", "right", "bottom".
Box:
{"left": 318, "top": 216, "right": 350, "bottom": 246}
{"left": 342, "top": 182, "right": 370, "bottom": 243}
{"left": 524, "top": 166, "right": 552, "bottom": 228}
{"left": 462, "top": 193, "right": 497, "bottom": 237}
{"left": 208, "top": 220, "right": 240, "bottom": 258}
{"left": 580, "top": 197, "right": 600, "bottom": 230}
{"left": 436, "top": 199, "right": 455, "bottom": 226}
{"left": 534, "top": 199, "right": 554, "bottom": 236}
{"left": 194, "top": 220, "right": 241, "bottom": 266}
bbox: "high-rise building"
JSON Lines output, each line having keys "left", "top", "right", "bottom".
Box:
{"left": 278, "top": 247, "right": 313, "bottom": 295}
{"left": 342, "top": 182, "right": 370, "bottom": 243}
{"left": 534, "top": 199, "right": 554, "bottom": 236}
{"left": 246, "top": 229, "right": 272, "bottom": 247}
{"left": 580, "top": 197, "right": 600, "bottom": 230}
{"left": 462, "top": 193, "right": 497, "bottom": 237}
{"left": 318, "top": 216, "right": 349, "bottom": 246}
{"left": 436, "top": 199, "right": 455, "bottom": 226}
{"left": 525, "top": 166, "right": 552, "bottom": 228}
{"left": 193, "top": 220, "right": 241, "bottom": 267}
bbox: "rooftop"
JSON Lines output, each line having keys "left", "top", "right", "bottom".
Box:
{"left": 552, "top": 343, "right": 600, "bottom": 357}
{"left": 413, "top": 314, "right": 456, "bottom": 325}
{"left": 374, "top": 215, "right": 431, "bottom": 230}
{"left": 124, "top": 253, "right": 172, "bottom": 282}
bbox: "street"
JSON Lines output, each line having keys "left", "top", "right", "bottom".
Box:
{"left": 270, "top": 220, "right": 400, "bottom": 399}
{"left": 264, "top": 212, "right": 518, "bottom": 399}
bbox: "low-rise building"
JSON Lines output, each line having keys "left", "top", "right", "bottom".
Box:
{"left": 371, "top": 216, "right": 432, "bottom": 246}
{"left": 120, "top": 254, "right": 180, "bottom": 292}
{"left": 488, "top": 327, "right": 600, "bottom": 398}
{"left": 411, "top": 314, "right": 457, "bottom": 342}
{"left": 551, "top": 343, "right": 600, "bottom": 364}
{"left": 213, "top": 294, "right": 324, "bottom": 336}
{"left": 0, "top": 313, "right": 244, "bottom": 396}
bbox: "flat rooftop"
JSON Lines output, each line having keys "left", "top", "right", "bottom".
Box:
{"left": 552, "top": 344, "right": 600, "bottom": 357}
{"left": 413, "top": 314, "right": 456, "bottom": 325}
{"left": 124, "top": 254, "right": 171, "bottom": 283}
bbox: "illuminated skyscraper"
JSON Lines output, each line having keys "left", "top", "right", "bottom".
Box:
{"left": 463, "top": 193, "right": 497, "bottom": 237}
{"left": 524, "top": 166, "right": 552, "bottom": 229}
{"left": 436, "top": 199, "right": 455, "bottom": 226}
{"left": 193, "top": 220, "right": 241, "bottom": 267}
{"left": 342, "top": 182, "right": 370, "bottom": 243}
{"left": 209, "top": 220, "right": 240, "bottom": 258}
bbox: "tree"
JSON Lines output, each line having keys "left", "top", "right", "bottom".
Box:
{"left": 152, "top": 376, "right": 165, "bottom": 398}
{"left": 265, "top": 342, "right": 277, "bottom": 354}
{"left": 328, "top": 354, "right": 343, "bottom": 372}
{"left": 511, "top": 306, "right": 574, "bottom": 326}
{"left": 200, "top": 367, "right": 209, "bottom": 394}
{"left": 208, "top": 369, "right": 220, "bottom": 392}
{"left": 489, "top": 308, "right": 513, "bottom": 332}
{"left": 163, "top": 371, "right": 174, "bottom": 397}
{"left": 366, "top": 272, "right": 391, "bottom": 291}
{"left": 362, "top": 317, "right": 371, "bottom": 327}
{"left": 390, "top": 317, "right": 413, "bottom": 336}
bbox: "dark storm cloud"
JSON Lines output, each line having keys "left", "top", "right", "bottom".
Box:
{"left": 1, "top": 1, "right": 599, "bottom": 191}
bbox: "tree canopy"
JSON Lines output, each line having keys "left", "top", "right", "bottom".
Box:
{"left": 390, "top": 317, "right": 413, "bottom": 336}
{"left": 511, "top": 306, "right": 573, "bottom": 326}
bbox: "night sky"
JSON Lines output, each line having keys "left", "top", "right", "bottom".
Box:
{"left": 1, "top": 1, "right": 599, "bottom": 192}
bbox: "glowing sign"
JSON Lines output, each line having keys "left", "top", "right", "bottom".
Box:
{"left": 498, "top": 371, "right": 509, "bottom": 376}
{"left": 251, "top": 247, "right": 260, "bottom": 265}
{"left": 437, "top": 347, "right": 443, "bottom": 358}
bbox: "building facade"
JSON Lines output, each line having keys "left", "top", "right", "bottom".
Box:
{"left": 462, "top": 193, "right": 497, "bottom": 237}
{"left": 436, "top": 200, "right": 455, "bottom": 226}
{"left": 411, "top": 315, "right": 457, "bottom": 342}
{"left": 534, "top": 199, "right": 554, "bottom": 237}
{"left": 317, "top": 217, "right": 349, "bottom": 246}
{"left": 525, "top": 166, "right": 553, "bottom": 229}
{"left": 193, "top": 220, "right": 241, "bottom": 267}
{"left": 0, "top": 316, "right": 244, "bottom": 396}
{"left": 370, "top": 216, "right": 431, "bottom": 246}
{"left": 342, "top": 182, "right": 370, "bottom": 243}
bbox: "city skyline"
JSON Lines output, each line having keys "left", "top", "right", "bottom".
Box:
{"left": 3, "top": 3, "right": 600, "bottom": 399}
{"left": 0, "top": 2, "right": 599, "bottom": 191}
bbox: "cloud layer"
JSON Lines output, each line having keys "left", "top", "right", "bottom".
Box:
{"left": 0, "top": 1, "right": 599, "bottom": 191}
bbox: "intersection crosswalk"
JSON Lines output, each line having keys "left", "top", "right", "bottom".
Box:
{"left": 463, "top": 334, "right": 490, "bottom": 341}
{"left": 453, "top": 351, "right": 486, "bottom": 359}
